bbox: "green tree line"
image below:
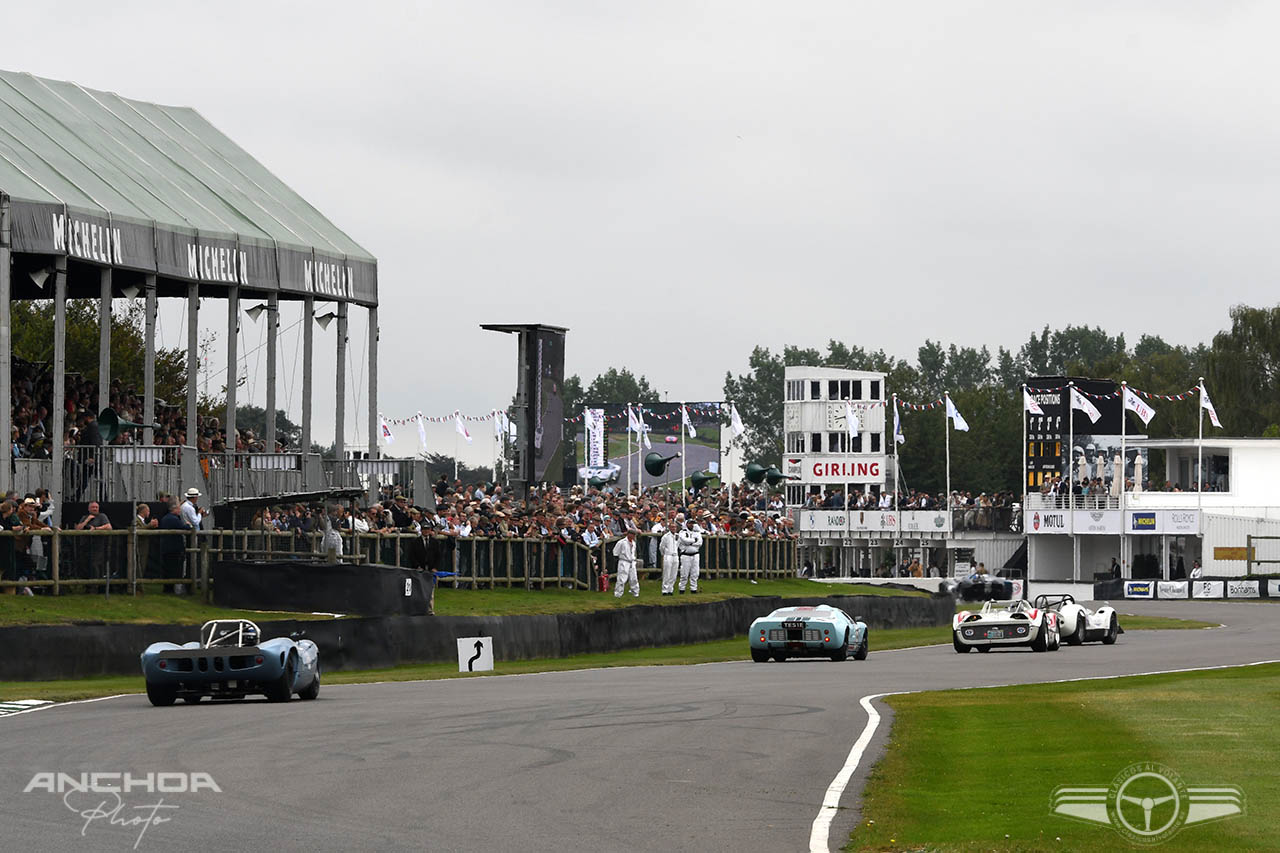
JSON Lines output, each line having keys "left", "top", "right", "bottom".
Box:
{"left": 720, "top": 304, "right": 1280, "bottom": 495}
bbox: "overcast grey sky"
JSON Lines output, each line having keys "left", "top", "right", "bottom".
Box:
{"left": 7, "top": 2, "right": 1279, "bottom": 464}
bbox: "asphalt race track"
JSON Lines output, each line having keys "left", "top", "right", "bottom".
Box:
{"left": 5, "top": 602, "right": 1275, "bottom": 852}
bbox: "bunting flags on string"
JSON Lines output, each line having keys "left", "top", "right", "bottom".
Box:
{"left": 1200, "top": 382, "right": 1223, "bottom": 429}
{"left": 945, "top": 397, "right": 970, "bottom": 432}
{"left": 1123, "top": 387, "right": 1156, "bottom": 426}
{"left": 1023, "top": 388, "right": 1044, "bottom": 415}
{"left": 1070, "top": 387, "right": 1102, "bottom": 424}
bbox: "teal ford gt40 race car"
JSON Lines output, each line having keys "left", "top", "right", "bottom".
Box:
{"left": 749, "top": 605, "right": 869, "bottom": 662}
{"left": 141, "top": 619, "right": 320, "bottom": 706}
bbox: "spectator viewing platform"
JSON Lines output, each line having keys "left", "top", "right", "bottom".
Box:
{"left": 0, "top": 70, "right": 381, "bottom": 520}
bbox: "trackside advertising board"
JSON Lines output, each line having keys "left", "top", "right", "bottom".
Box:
{"left": 1124, "top": 580, "right": 1155, "bottom": 599}
{"left": 1192, "top": 581, "right": 1225, "bottom": 599}
{"left": 1227, "top": 579, "right": 1260, "bottom": 599}
{"left": 1157, "top": 580, "right": 1188, "bottom": 599}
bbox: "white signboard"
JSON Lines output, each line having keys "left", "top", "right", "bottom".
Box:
{"left": 901, "top": 511, "right": 951, "bottom": 534}
{"left": 1072, "top": 510, "right": 1123, "bottom": 535}
{"left": 953, "top": 561, "right": 971, "bottom": 578}
{"left": 1157, "top": 580, "right": 1189, "bottom": 599}
{"left": 782, "top": 455, "right": 886, "bottom": 485}
{"left": 1163, "top": 510, "right": 1200, "bottom": 534}
{"left": 799, "top": 510, "right": 849, "bottom": 533}
{"left": 849, "top": 511, "right": 898, "bottom": 533}
{"left": 457, "top": 637, "right": 494, "bottom": 673}
{"left": 1227, "top": 579, "right": 1260, "bottom": 599}
{"left": 1192, "top": 580, "right": 1224, "bottom": 599}
{"left": 1124, "top": 580, "right": 1155, "bottom": 599}
{"left": 584, "top": 408, "right": 605, "bottom": 468}
{"left": 1269, "top": 579, "right": 1280, "bottom": 598}
{"left": 1027, "top": 510, "right": 1068, "bottom": 534}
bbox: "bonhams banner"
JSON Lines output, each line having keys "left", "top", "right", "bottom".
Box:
{"left": 1227, "top": 579, "right": 1260, "bottom": 599}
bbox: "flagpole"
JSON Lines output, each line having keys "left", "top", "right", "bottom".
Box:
{"left": 637, "top": 404, "right": 644, "bottom": 497}
{"left": 891, "top": 394, "right": 899, "bottom": 511}
{"left": 626, "top": 405, "right": 633, "bottom": 496}
{"left": 1197, "top": 377, "right": 1204, "bottom": 514}
{"left": 680, "top": 401, "right": 687, "bottom": 499}
{"left": 1021, "top": 384, "right": 1028, "bottom": 530}
{"left": 944, "top": 392, "right": 951, "bottom": 514}
{"left": 1068, "top": 383, "right": 1077, "bottom": 583}
{"left": 1120, "top": 382, "right": 1127, "bottom": 577}
{"left": 454, "top": 414, "right": 459, "bottom": 482}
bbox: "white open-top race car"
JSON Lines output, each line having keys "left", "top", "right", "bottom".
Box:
{"left": 953, "top": 599, "right": 1060, "bottom": 653}
{"left": 1033, "top": 594, "right": 1121, "bottom": 645}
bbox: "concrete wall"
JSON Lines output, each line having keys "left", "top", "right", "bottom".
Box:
{"left": 0, "top": 593, "right": 952, "bottom": 682}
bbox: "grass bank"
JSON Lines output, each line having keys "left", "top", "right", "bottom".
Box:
{"left": 848, "top": 663, "right": 1279, "bottom": 852}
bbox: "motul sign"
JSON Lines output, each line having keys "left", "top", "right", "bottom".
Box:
{"left": 786, "top": 455, "right": 886, "bottom": 484}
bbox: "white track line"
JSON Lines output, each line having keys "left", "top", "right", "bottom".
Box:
{"left": 807, "top": 657, "right": 1280, "bottom": 853}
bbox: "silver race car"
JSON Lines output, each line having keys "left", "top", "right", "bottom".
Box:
{"left": 953, "top": 599, "right": 1060, "bottom": 653}
{"left": 1034, "top": 594, "right": 1121, "bottom": 645}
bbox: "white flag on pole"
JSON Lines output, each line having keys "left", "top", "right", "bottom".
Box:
{"left": 1023, "top": 388, "right": 1044, "bottom": 415}
{"left": 893, "top": 403, "right": 905, "bottom": 445}
{"left": 728, "top": 403, "right": 745, "bottom": 439}
{"left": 455, "top": 412, "right": 473, "bottom": 444}
{"left": 1070, "top": 387, "right": 1102, "bottom": 424}
{"left": 636, "top": 407, "right": 651, "bottom": 449}
{"left": 378, "top": 414, "right": 395, "bottom": 446}
{"left": 1200, "top": 382, "right": 1223, "bottom": 429}
{"left": 845, "top": 402, "right": 860, "bottom": 440}
{"left": 681, "top": 404, "right": 697, "bottom": 438}
{"left": 493, "top": 411, "right": 504, "bottom": 437}
{"left": 627, "top": 405, "right": 642, "bottom": 436}
{"left": 415, "top": 412, "right": 428, "bottom": 451}
{"left": 1123, "top": 387, "right": 1156, "bottom": 426}
{"left": 945, "top": 397, "right": 970, "bottom": 432}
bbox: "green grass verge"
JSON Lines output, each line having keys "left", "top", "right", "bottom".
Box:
{"left": 848, "top": 663, "right": 1279, "bottom": 852}
{"left": 0, "top": 579, "right": 921, "bottom": 626}
{"left": 0, "top": 589, "right": 334, "bottom": 626}
{"left": 0, "top": 616, "right": 1209, "bottom": 704}
{"left": 436, "top": 579, "right": 924, "bottom": 616}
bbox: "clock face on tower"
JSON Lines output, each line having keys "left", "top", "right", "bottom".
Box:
{"left": 785, "top": 407, "right": 801, "bottom": 428}
{"left": 826, "top": 404, "right": 846, "bottom": 430}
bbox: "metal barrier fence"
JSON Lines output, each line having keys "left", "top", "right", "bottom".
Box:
{"left": 0, "top": 529, "right": 799, "bottom": 595}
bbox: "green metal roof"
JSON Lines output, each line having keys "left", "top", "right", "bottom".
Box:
{"left": 0, "top": 70, "right": 376, "bottom": 304}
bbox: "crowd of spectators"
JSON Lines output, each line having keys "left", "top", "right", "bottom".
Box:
{"left": 315, "top": 476, "right": 800, "bottom": 547}
{"left": 10, "top": 360, "right": 285, "bottom": 460}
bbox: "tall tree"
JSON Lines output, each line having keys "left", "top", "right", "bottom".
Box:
{"left": 11, "top": 299, "right": 187, "bottom": 405}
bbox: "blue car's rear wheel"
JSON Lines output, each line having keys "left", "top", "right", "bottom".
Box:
{"left": 146, "top": 682, "right": 177, "bottom": 707}
{"left": 750, "top": 648, "right": 769, "bottom": 663}
{"left": 830, "top": 629, "right": 849, "bottom": 662}
{"left": 298, "top": 666, "right": 321, "bottom": 700}
{"left": 854, "top": 631, "right": 869, "bottom": 661}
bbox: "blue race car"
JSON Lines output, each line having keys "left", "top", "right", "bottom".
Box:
{"left": 749, "top": 605, "right": 869, "bottom": 662}
{"left": 141, "top": 619, "right": 320, "bottom": 706}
